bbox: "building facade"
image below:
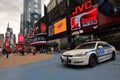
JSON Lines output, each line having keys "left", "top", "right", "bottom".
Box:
{"left": 0, "top": 34, "right": 4, "bottom": 48}
{"left": 26, "top": 0, "right": 120, "bottom": 51}
{"left": 22, "top": 0, "right": 42, "bottom": 38}
{"left": 5, "top": 23, "right": 16, "bottom": 48}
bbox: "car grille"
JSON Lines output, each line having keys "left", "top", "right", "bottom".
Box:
{"left": 63, "top": 55, "right": 73, "bottom": 57}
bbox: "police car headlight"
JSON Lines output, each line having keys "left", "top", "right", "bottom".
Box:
{"left": 74, "top": 54, "right": 87, "bottom": 57}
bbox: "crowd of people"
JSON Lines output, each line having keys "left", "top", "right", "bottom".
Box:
{"left": 1, "top": 46, "right": 56, "bottom": 59}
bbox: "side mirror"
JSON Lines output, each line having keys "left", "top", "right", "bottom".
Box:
{"left": 98, "top": 46, "right": 103, "bottom": 49}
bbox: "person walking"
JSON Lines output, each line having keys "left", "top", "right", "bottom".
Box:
{"left": 31, "top": 47, "right": 36, "bottom": 55}
{"left": 21, "top": 46, "right": 25, "bottom": 56}
{"left": 51, "top": 47, "right": 54, "bottom": 54}
{"left": 5, "top": 47, "right": 11, "bottom": 58}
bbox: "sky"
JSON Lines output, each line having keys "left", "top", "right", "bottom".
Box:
{"left": 0, "top": 0, "right": 50, "bottom": 42}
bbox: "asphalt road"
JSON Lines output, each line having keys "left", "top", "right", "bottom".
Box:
{"left": 0, "top": 53, "right": 120, "bottom": 80}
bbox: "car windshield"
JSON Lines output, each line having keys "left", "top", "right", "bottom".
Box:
{"left": 76, "top": 43, "right": 96, "bottom": 49}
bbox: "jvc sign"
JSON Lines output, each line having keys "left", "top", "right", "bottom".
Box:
{"left": 72, "top": 0, "right": 92, "bottom": 16}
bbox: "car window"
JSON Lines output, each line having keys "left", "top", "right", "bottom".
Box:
{"left": 97, "top": 42, "right": 110, "bottom": 48}
{"left": 76, "top": 43, "right": 96, "bottom": 49}
{"left": 102, "top": 42, "right": 110, "bottom": 48}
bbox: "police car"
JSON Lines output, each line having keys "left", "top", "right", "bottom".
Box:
{"left": 60, "top": 41, "right": 116, "bottom": 67}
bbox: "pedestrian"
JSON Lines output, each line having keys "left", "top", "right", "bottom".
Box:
{"left": 21, "top": 46, "right": 25, "bottom": 56}
{"left": 31, "top": 47, "right": 36, "bottom": 55}
{"left": 5, "top": 47, "right": 11, "bottom": 58}
{"left": 51, "top": 47, "right": 54, "bottom": 54}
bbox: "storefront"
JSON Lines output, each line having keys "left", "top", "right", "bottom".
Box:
{"left": 48, "top": 17, "right": 70, "bottom": 50}
{"left": 69, "top": 0, "right": 120, "bottom": 50}
{"left": 31, "top": 16, "right": 47, "bottom": 51}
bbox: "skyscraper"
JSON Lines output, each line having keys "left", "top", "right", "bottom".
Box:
{"left": 22, "top": 0, "right": 42, "bottom": 38}
{"left": 5, "top": 23, "right": 16, "bottom": 47}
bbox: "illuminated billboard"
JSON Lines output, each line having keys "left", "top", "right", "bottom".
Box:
{"left": 18, "top": 34, "right": 24, "bottom": 43}
{"left": 40, "top": 23, "right": 47, "bottom": 33}
{"left": 71, "top": 8, "right": 98, "bottom": 35}
{"left": 54, "top": 18, "right": 67, "bottom": 35}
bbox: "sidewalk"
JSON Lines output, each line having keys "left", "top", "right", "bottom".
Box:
{"left": 0, "top": 53, "right": 54, "bottom": 68}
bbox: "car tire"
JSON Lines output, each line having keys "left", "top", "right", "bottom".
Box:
{"left": 89, "top": 55, "right": 97, "bottom": 67}
{"left": 111, "top": 52, "right": 116, "bottom": 60}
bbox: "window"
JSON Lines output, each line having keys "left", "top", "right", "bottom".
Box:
{"left": 34, "top": 15, "right": 38, "bottom": 19}
{"left": 33, "top": 37, "right": 37, "bottom": 42}
{"left": 29, "top": 8, "right": 31, "bottom": 12}
{"left": 34, "top": 4, "right": 38, "bottom": 8}
{"left": 97, "top": 42, "right": 110, "bottom": 48}
{"left": 34, "top": 0, "right": 38, "bottom": 3}
{"left": 35, "top": 9, "right": 38, "bottom": 13}
{"left": 34, "top": 20, "right": 37, "bottom": 24}
{"left": 37, "top": 36, "right": 46, "bottom": 41}
{"left": 76, "top": 43, "right": 96, "bottom": 49}
{"left": 29, "top": 3, "right": 31, "bottom": 6}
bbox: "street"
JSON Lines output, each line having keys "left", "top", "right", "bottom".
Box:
{"left": 0, "top": 53, "right": 120, "bottom": 80}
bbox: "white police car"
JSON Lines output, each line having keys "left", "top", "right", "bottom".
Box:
{"left": 60, "top": 41, "right": 116, "bottom": 67}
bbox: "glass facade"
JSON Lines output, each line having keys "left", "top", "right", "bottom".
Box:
{"left": 22, "top": 0, "right": 41, "bottom": 37}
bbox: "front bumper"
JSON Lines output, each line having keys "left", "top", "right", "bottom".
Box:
{"left": 60, "top": 55, "right": 89, "bottom": 65}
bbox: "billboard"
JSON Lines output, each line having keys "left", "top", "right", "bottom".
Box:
{"left": 5, "top": 41, "right": 10, "bottom": 47}
{"left": 48, "top": 25, "right": 54, "bottom": 36}
{"left": 40, "top": 23, "right": 47, "bottom": 33}
{"left": 18, "top": 34, "right": 24, "bottom": 43}
{"left": 71, "top": 8, "right": 98, "bottom": 35}
{"left": 54, "top": 18, "right": 67, "bottom": 34}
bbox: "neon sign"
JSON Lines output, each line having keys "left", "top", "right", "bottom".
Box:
{"left": 72, "top": 0, "right": 92, "bottom": 16}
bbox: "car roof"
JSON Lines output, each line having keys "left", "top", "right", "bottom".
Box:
{"left": 81, "top": 41, "right": 105, "bottom": 45}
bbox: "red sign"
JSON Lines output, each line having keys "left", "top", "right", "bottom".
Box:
{"left": 5, "top": 41, "right": 10, "bottom": 47}
{"left": 72, "top": 0, "right": 92, "bottom": 16}
{"left": 81, "top": 8, "right": 98, "bottom": 28}
{"left": 71, "top": 8, "right": 98, "bottom": 35}
{"left": 18, "top": 34, "right": 24, "bottom": 43}
{"left": 40, "top": 23, "right": 47, "bottom": 33}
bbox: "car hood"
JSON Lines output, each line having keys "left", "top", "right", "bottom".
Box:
{"left": 63, "top": 49, "right": 94, "bottom": 55}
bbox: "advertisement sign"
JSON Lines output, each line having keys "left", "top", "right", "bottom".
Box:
{"left": 18, "top": 34, "right": 24, "bottom": 43}
{"left": 40, "top": 23, "right": 47, "bottom": 33}
{"left": 6, "top": 32, "right": 11, "bottom": 37}
{"left": 81, "top": 8, "right": 98, "bottom": 28}
{"left": 54, "top": 18, "right": 67, "bottom": 35}
{"left": 71, "top": 8, "right": 98, "bottom": 35}
{"left": 48, "top": 25, "right": 54, "bottom": 36}
{"left": 5, "top": 41, "right": 10, "bottom": 47}
{"left": 71, "top": 0, "right": 92, "bottom": 16}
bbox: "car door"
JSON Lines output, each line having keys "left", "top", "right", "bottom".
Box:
{"left": 97, "top": 42, "right": 106, "bottom": 61}
{"left": 102, "top": 42, "right": 113, "bottom": 59}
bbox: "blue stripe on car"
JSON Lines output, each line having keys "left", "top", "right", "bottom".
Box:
{"left": 98, "top": 53, "right": 112, "bottom": 57}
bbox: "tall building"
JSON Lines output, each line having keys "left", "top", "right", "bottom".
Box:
{"left": 20, "top": 14, "right": 24, "bottom": 34}
{"left": 22, "top": 0, "right": 42, "bottom": 38}
{"left": 5, "top": 23, "right": 16, "bottom": 47}
{"left": 0, "top": 34, "right": 4, "bottom": 48}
